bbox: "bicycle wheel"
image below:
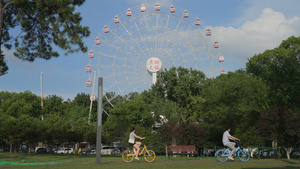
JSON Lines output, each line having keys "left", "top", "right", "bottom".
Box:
{"left": 216, "top": 149, "right": 228, "bottom": 162}
{"left": 238, "top": 150, "right": 250, "bottom": 162}
{"left": 143, "top": 150, "right": 156, "bottom": 162}
{"left": 122, "top": 150, "right": 134, "bottom": 163}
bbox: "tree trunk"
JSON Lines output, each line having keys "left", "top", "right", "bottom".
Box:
{"left": 272, "top": 139, "right": 278, "bottom": 158}
{"left": 0, "top": 0, "right": 15, "bottom": 75}
{"left": 287, "top": 153, "right": 290, "bottom": 160}
{"left": 165, "top": 144, "right": 168, "bottom": 157}
{"left": 171, "top": 136, "right": 177, "bottom": 158}
{"left": 0, "top": 0, "right": 4, "bottom": 71}
{"left": 0, "top": 1, "right": 13, "bottom": 46}
{"left": 9, "top": 141, "right": 13, "bottom": 153}
{"left": 284, "top": 147, "right": 293, "bottom": 160}
{"left": 0, "top": 1, "right": 4, "bottom": 43}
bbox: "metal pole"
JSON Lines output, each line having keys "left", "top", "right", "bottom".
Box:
{"left": 40, "top": 72, "right": 44, "bottom": 121}
{"left": 96, "top": 77, "right": 103, "bottom": 164}
{"left": 38, "top": 72, "right": 44, "bottom": 148}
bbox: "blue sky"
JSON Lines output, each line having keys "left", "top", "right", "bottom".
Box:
{"left": 1, "top": 0, "right": 300, "bottom": 101}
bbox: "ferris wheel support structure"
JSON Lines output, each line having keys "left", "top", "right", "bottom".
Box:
{"left": 88, "top": 71, "right": 96, "bottom": 125}
{"left": 86, "top": 3, "right": 225, "bottom": 113}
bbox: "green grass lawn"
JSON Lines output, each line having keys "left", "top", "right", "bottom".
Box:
{"left": 0, "top": 152, "right": 299, "bottom": 169}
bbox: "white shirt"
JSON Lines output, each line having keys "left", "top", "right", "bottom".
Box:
{"left": 128, "top": 132, "right": 136, "bottom": 144}
{"left": 222, "top": 131, "right": 231, "bottom": 146}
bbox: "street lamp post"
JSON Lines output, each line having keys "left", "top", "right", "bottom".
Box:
{"left": 40, "top": 72, "right": 44, "bottom": 121}
{"left": 96, "top": 77, "right": 103, "bottom": 164}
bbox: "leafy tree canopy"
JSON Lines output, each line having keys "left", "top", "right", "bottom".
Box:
{"left": 246, "top": 36, "right": 300, "bottom": 107}
{"left": 151, "top": 67, "right": 206, "bottom": 123}
{"left": 0, "top": 0, "right": 90, "bottom": 75}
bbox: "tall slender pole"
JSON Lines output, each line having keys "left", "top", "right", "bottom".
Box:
{"left": 96, "top": 77, "right": 103, "bottom": 164}
{"left": 88, "top": 71, "right": 97, "bottom": 125}
{"left": 40, "top": 72, "right": 44, "bottom": 121}
{"left": 38, "top": 72, "right": 44, "bottom": 148}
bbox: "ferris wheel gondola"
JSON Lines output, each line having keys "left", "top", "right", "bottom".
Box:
{"left": 220, "top": 68, "right": 226, "bottom": 74}
{"left": 183, "top": 9, "right": 189, "bottom": 18}
{"left": 103, "top": 25, "right": 109, "bottom": 33}
{"left": 86, "top": 79, "right": 92, "bottom": 87}
{"left": 85, "top": 64, "right": 91, "bottom": 72}
{"left": 206, "top": 28, "right": 211, "bottom": 36}
{"left": 141, "top": 4, "right": 146, "bottom": 12}
{"left": 94, "top": 37, "right": 100, "bottom": 45}
{"left": 88, "top": 50, "right": 94, "bottom": 58}
{"left": 170, "top": 5, "right": 175, "bottom": 13}
{"left": 218, "top": 54, "right": 224, "bottom": 62}
{"left": 214, "top": 41, "right": 219, "bottom": 48}
{"left": 126, "top": 8, "right": 132, "bottom": 16}
{"left": 155, "top": 3, "right": 160, "bottom": 11}
{"left": 195, "top": 18, "right": 201, "bottom": 25}
{"left": 114, "top": 15, "right": 120, "bottom": 23}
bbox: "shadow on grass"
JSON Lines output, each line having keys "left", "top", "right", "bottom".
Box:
{"left": 242, "top": 167, "right": 300, "bottom": 169}
{"left": 280, "top": 160, "right": 299, "bottom": 164}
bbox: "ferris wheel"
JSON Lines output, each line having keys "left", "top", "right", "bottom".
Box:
{"left": 86, "top": 3, "right": 225, "bottom": 111}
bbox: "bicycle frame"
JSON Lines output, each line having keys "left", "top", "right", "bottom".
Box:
{"left": 216, "top": 142, "right": 250, "bottom": 162}
{"left": 129, "top": 144, "right": 149, "bottom": 156}
{"left": 222, "top": 146, "right": 242, "bottom": 157}
{"left": 138, "top": 144, "right": 148, "bottom": 156}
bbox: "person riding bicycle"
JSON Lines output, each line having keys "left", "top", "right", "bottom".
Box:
{"left": 128, "top": 127, "right": 145, "bottom": 160}
{"left": 222, "top": 127, "right": 240, "bottom": 160}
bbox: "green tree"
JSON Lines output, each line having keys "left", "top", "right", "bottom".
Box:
{"left": 42, "top": 95, "right": 65, "bottom": 115}
{"left": 285, "top": 108, "right": 300, "bottom": 161}
{"left": 247, "top": 36, "right": 300, "bottom": 153}
{"left": 151, "top": 67, "right": 206, "bottom": 123}
{"left": 0, "top": 114, "right": 21, "bottom": 152}
{"left": 103, "top": 95, "right": 154, "bottom": 145}
{"left": 72, "top": 93, "right": 97, "bottom": 124}
{"left": 102, "top": 92, "right": 126, "bottom": 122}
{"left": 246, "top": 36, "right": 300, "bottom": 107}
{"left": 0, "top": 0, "right": 90, "bottom": 75}
{"left": 146, "top": 67, "right": 207, "bottom": 151}
{"left": 84, "top": 122, "right": 97, "bottom": 145}
{"left": 40, "top": 113, "right": 70, "bottom": 150}
{"left": 283, "top": 108, "right": 300, "bottom": 160}
{"left": 63, "top": 104, "right": 89, "bottom": 143}
{"left": 73, "top": 93, "right": 91, "bottom": 108}
{"left": 256, "top": 106, "right": 300, "bottom": 159}
{"left": 0, "top": 90, "right": 42, "bottom": 118}
{"left": 201, "top": 70, "right": 268, "bottom": 147}
{"left": 0, "top": 91, "right": 43, "bottom": 152}
{"left": 21, "top": 115, "right": 42, "bottom": 153}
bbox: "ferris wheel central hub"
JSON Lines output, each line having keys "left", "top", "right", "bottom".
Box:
{"left": 146, "top": 57, "right": 162, "bottom": 73}
{"left": 146, "top": 57, "right": 162, "bottom": 84}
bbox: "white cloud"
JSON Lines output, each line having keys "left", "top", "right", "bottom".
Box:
{"left": 243, "top": 0, "right": 300, "bottom": 19}
{"left": 213, "top": 8, "right": 300, "bottom": 64}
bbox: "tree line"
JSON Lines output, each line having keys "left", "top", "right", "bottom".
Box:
{"left": 0, "top": 36, "right": 299, "bottom": 159}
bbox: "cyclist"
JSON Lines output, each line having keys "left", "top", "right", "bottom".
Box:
{"left": 222, "top": 127, "right": 240, "bottom": 160}
{"left": 128, "top": 127, "right": 145, "bottom": 160}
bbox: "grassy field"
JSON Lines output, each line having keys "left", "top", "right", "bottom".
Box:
{"left": 0, "top": 152, "right": 299, "bottom": 169}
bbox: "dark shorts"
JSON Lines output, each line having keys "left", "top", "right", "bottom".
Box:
{"left": 129, "top": 143, "right": 135, "bottom": 147}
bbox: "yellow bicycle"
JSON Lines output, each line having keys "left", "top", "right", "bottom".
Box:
{"left": 122, "top": 143, "right": 156, "bottom": 163}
